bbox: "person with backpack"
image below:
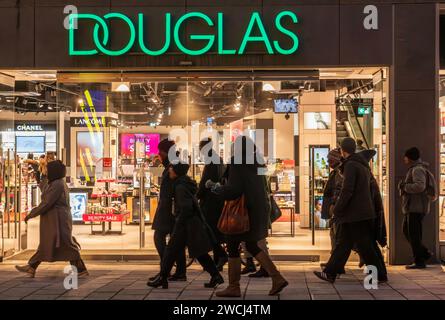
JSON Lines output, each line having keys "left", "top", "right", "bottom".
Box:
{"left": 398, "top": 147, "right": 435, "bottom": 269}
{"left": 197, "top": 138, "right": 228, "bottom": 271}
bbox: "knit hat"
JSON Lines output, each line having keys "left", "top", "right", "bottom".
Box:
{"left": 170, "top": 162, "right": 190, "bottom": 177}
{"left": 327, "top": 148, "right": 342, "bottom": 166}
{"left": 47, "top": 160, "right": 66, "bottom": 182}
{"left": 158, "top": 138, "right": 175, "bottom": 154}
{"left": 340, "top": 137, "right": 356, "bottom": 154}
{"left": 404, "top": 147, "right": 420, "bottom": 161}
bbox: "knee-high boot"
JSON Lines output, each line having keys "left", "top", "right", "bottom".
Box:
{"left": 215, "top": 258, "right": 241, "bottom": 297}
{"left": 254, "top": 251, "right": 288, "bottom": 295}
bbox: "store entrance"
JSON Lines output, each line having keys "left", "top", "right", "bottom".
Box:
{"left": 0, "top": 68, "right": 388, "bottom": 261}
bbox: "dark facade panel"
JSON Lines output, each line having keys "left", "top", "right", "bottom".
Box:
{"left": 35, "top": 0, "right": 111, "bottom": 7}
{"left": 390, "top": 89, "right": 439, "bottom": 264}
{"left": 340, "top": 4, "right": 393, "bottom": 66}
{"left": 34, "top": 6, "right": 110, "bottom": 68}
{"left": 394, "top": 3, "right": 438, "bottom": 91}
{"left": 0, "top": 6, "right": 35, "bottom": 67}
{"left": 262, "top": 5, "right": 340, "bottom": 66}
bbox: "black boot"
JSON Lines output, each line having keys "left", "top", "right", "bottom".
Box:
{"left": 204, "top": 274, "right": 225, "bottom": 288}
{"left": 149, "top": 272, "right": 160, "bottom": 281}
{"left": 241, "top": 257, "right": 256, "bottom": 275}
{"left": 168, "top": 273, "right": 187, "bottom": 281}
{"left": 248, "top": 267, "right": 269, "bottom": 278}
{"left": 147, "top": 275, "right": 168, "bottom": 289}
{"left": 216, "top": 256, "right": 228, "bottom": 272}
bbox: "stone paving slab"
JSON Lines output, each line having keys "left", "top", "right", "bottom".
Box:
{"left": 0, "top": 261, "right": 444, "bottom": 300}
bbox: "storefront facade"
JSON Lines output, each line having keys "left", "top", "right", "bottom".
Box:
{"left": 0, "top": 1, "right": 442, "bottom": 265}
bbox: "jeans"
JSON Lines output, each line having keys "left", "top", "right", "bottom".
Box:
{"left": 154, "top": 229, "right": 186, "bottom": 276}
{"left": 324, "top": 219, "right": 386, "bottom": 279}
{"left": 403, "top": 212, "right": 430, "bottom": 265}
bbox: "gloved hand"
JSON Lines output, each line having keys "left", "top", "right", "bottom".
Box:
{"left": 205, "top": 179, "right": 216, "bottom": 189}
{"left": 24, "top": 215, "right": 31, "bottom": 223}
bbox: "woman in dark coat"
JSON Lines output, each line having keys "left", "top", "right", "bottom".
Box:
{"left": 197, "top": 138, "right": 228, "bottom": 269}
{"left": 147, "top": 162, "right": 224, "bottom": 289}
{"left": 15, "top": 160, "right": 88, "bottom": 278}
{"left": 208, "top": 136, "right": 288, "bottom": 297}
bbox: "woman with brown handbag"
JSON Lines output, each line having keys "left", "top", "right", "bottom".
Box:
{"left": 207, "top": 136, "right": 288, "bottom": 297}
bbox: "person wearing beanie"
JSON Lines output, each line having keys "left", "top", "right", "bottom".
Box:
{"left": 399, "top": 147, "right": 434, "bottom": 269}
{"left": 149, "top": 139, "right": 187, "bottom": 283}
{"left": 16, "top": 160, "right": 88, "bottom": 278}
{"left": 148, "top": 160, "right": 224, "bottom": 289}
{"left": 319, "top": 148, "right": 345, "bottom": 273}
{"left": 314, "top": 138, "right": 387, "bottom": 283}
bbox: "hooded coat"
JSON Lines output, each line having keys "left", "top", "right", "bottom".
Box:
{"left": 152, "top": 159, "right": 175, "bottom": 233}
{"left": 333, "top": 152, "right": 376, "bottom": 224}
{"left": 196, "top": 150, "right": 226, "bottom": 243}
{"left": 400, "top": 159, "right": 432, "bottom": 215}
{"left": 359, "top": 150, "right": 388, "bottom": 247}
{"left": 172, "top": 175, "right": 214, "bottom": 258}
{"left": 27, "top": 161, "right": 81, "bottom": 262}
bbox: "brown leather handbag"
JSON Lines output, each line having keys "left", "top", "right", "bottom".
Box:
{"left": 217, "top": 195, "right": 250, "bottom": 235}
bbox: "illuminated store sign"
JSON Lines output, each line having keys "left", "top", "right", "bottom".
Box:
{"left": 68, "top": 11, "right": 300, "bottom": 56}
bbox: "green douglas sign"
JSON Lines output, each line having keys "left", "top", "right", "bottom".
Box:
{"left": 68, "top": 11, "right": 300, "bottom": 56}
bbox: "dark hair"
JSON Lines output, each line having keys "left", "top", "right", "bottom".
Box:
{"left": 27, "top": 153, "right": 34, "bottom": 160}
{"left": 340, "top": 137, "right": 356, "bottom": 154}
{"left": 47, "top": 160, "right": 66, "bottom": 182}
{"left": 404, "top": 147, "right": 420, "bottom": 161}
{"left": 158, "top": 138, "right": 175, "bottom": 154}
{"left": 232, "top": 135, "right": 265, "bottom": 167}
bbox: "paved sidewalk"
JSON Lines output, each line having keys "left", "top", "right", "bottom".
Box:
{"left": 0, "top": 261, "right": 444, "bottom": 300}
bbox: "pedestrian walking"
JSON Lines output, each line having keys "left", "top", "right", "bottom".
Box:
{"left": 319, "top": 147, "right": 344, "bottom": 273}
{"left": 147, "top": 161, "right": 224, "bottom": 289}
{"left": 399, "top": 147, "right": 435, "bottom": 269}
{"left": 208, "top": 136, "right": 288, "bottom": 296}
{"left": 15, "top": 160, "right": 88, "bottom": 278}
{"left": 150, "top": 139, "right": 187, "bottom": 282}
{"left": 314, "top": 137, "right": 387, "bottom": 283}
{"left": 197, "top": 138, "right": 228, "bottom": 271}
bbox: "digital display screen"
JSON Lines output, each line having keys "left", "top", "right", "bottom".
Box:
{"left": 69, "top": 192, "right": 88, "bottom": 222}
{"left": 16, "top": 136, "right": 45, "bottom": 153}
{"left": 274, "top": 99, "right": 298, "bottom": 113}
{"left": 120, "top": 133, "right": 160, "bottom": 157}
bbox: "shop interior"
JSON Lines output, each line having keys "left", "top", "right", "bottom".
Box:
{"left": 0, "top": 68, "right": 389, "bottom": 260}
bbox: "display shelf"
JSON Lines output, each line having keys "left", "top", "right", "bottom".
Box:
{"left": 91, "top": 193, "right": 121, "bottom": 198}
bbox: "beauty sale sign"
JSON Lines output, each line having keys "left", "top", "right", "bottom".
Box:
{"left": 120, "top": 133, "right": 160, "bottom": 157}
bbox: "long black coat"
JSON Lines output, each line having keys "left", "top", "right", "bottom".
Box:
{"left": 196, "top": 155, "right": 225, "bottom": 243}
{"left": 321, "top": 168, "right": 343, "bottom": 220}
{"left": 27, "top": 179, "right": 81, "bottom": 262}
{"left": 219, "top": 163, "right": 270, "bottom": 242}
{"left": 172, "top": 175, "right": 214, "bottom": 258}
{"left": 333, "top": 153, "right": 376, "bottom": 224}
{"left": 152, "top": 161, "right": 175, "bottom": 233}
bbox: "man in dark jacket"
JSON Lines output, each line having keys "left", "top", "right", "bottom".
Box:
{"left": 314, "top": 138, "right": 387, "bottom": 283}
{"left": 150, "top": 139, "right": 186, "bottom": 282}
{"left": 147, "top": 161, "right": 224, "bottom": 289}
{"left": 399, "top": 147, "right": 433, "bottom": 269}
{"left": 197, "top": 138, "right": 228, "bottom": 270}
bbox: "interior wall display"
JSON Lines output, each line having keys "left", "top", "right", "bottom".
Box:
{"left": 120, "top": 133, "right": 160, "bottom": 157}
{"left": 16, "top": 136, "right": 45, "bottom": 153}
{"left": 309, "top": 145, "right": 330, "bottom": 231}
{"left": 69, "top": 192, "right": 88, "bottom": 222}
{"left": 274, "top": 99, "right": 298, "bottom": 113}
{"left": 76, "top": 131, "right": 104, "bottom": 180}
{"left": 304, "top": 112, "right": 332, "bottom": 130}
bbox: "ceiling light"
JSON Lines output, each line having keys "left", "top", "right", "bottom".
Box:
{"left": 47, "top": 105, "right": 53, "bottom": 110}
{"left": 262, "top": 81, "right": 281, "bottom": 92}
{"left": 112, "top": 82, "right": 131, "bottom": 92}
{"left": 77, "top": 98, "right": 84, "bottom": 105}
